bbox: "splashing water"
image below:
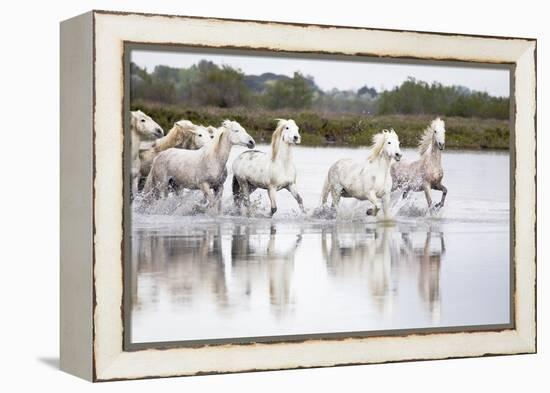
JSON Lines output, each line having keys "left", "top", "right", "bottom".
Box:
{"left": 134, "top": 145, "right": 509, "bottom": 227}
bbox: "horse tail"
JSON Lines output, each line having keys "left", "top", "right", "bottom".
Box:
{"left": 232, "top": 175, "right": 241, "bottom": 206}
{"left": 320, "top": 174, "right": 330, "bottom": 206}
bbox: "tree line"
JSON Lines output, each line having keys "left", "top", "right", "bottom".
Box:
{"left": 130, "top": 60, "right": 509, "bottom": 119}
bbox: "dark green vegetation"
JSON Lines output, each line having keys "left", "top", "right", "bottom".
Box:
{"left": 377, "top": 79, "right": 509, "bottom": 120}
{"left": 130, "top": 60, "right": 510, "bottom": 149}
{"left": 131, "top": 102, "right": 510, "bottom": 150}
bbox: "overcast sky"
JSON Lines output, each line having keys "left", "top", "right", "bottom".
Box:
{"left": 131, "top": 49, "right": 510, "bottom": 97}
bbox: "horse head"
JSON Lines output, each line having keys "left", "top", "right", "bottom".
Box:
{"left": 191, "top": 125, "right": 216, "bottom": 148}
{"left": 131, "top": 110, "right": 163, "bottom": 140}
{"left": 206, "top": 126, "right": 218, "bottom": 140}
{"left": 382, "top": 129, "right": 402, "bottom": 161}
{"left": 431, "top": 118, "right": 446, "bottom": 150}
{"left": 275, "top": 119, "right": 301, "bottom": 145}
{"left": 222, "top": 120, "right": 255, "bottom": 149}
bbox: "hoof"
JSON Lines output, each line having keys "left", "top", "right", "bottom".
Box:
{"left": 434, "top": 202, "right": 443, "bottom": 210}
{"left": 270, "top": 207, "right": 277, "bottom": 216}
{"left": 366, "top": 208, "right": 375, "bottom": 216}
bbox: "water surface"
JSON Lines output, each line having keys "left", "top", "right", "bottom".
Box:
{"left": 130, "top": 146, "right": 510, "bottom": 344}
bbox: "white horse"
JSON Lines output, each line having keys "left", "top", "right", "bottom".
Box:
{"left": 321, "top": 129, "right": 402, "bottom": 217}
{"left": 177, "top": 125, "right": 218, "bottom": 149}
{"left": 139, "top": 119, "right": 213, "bottom": 179}
{"left": 143, "top": 120, "right": 255, "bottom": 211}
{"left": 232, "top": 119, "right": 304, "bottom": 216}
{"left": 130, "top": 110, "right": 163, "bottom": 197}
{"left": 391, "top": 118, "right": 447, "bottom": 209}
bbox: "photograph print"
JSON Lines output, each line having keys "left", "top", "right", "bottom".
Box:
{"left": 125, "top": 46, "right": 512, "bottom": 347}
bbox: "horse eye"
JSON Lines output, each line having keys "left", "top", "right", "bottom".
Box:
{"left": 140, "top": 119, "right": 145, "bottom": 123}
{"left": 286, "top": 127, "right": 289, "bottom": 130}
{"left": 233, "top": 129, "right": 239, "bottom": 132}
{"left": 388, "top": 141, "right": 391, "bottom": 144}
{"left": 198, "top": 134, "right": 202, "bottom": 137}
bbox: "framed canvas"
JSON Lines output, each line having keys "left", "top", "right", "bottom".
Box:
{"left": 60, "top": 10, "right": 537, "bottom": 381}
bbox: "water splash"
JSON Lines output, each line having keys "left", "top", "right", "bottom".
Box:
{"left": 132, "top": 184, "right": 507, "bottom": 229}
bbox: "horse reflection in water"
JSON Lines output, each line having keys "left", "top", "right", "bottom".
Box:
{"left": 131, "top": 226, "right": 228, "bottom": 310}
{"left": 131, "top": 222, "right": 446, "bottom": 337}
{"left": 230, "top": 224, "right": 302, "bottom": 317}
{"left": 321, "top": 224, "right": 445, "bottom": 323}
{"left": 131, "top": 223, "right": 303, "bottom": 318}
{"left": 321, "top": 225, "right": 397, "bottom": 316}
{"left": 399, "top": 230, "right": 446, "bottom": 322}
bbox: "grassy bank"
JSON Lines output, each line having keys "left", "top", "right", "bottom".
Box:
{"left": 131, "top": 101, "right": 510, "bottom": 150}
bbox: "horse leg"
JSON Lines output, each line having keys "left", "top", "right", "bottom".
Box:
{"left": 199, "top": 182, "right": 216, "bottom": 209}
{"left": 213, "top": 184, "right": 224, "bottom": 214}
{"left": 150, "top": 174, "right": 168, "bottom": 199}
{"left": 238, "top": 180, "right": 251, "bottom": 214}
{"left": 330, "top": 185, "right": 342, "bottom": 208}
{"left": 232, "top": 176, "right": 242, "bottom": 208}
{"left": 131, "top": 174, "right": 139, "bottom": 200}
{"left": 159, "top": 177, "right": 171, "bottom": 199}
{"left": 366, "top": 190, "right": 381, "bottom": 216}
{"left": 131, "top": 159, "right": 141, "bottom": 200}
{"left": 381, "top": 193, "right": 392, "bottom": 219}
{"left": 423, "top": 183, "right": 433, "bottom": 208}
{"left": 268, "top": 186, "right": 278, "bottom": 216}
{"left": 432, "top": 183, "right": 448, "bottom": 209}
{"left": 287, "top": 183, "right": 305, "bottom": 213}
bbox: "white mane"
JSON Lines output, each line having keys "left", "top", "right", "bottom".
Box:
{"left": 271, "top": 119, "right": 294, "bottom": 161}
{"left": 213, "top": 119, "right": 235, "bottom": 145}
{"left": 418, "top": 117, "right": 445, "bottom": 155}
{"left": 369, "top": 129, "right": 394, "bottom": 161}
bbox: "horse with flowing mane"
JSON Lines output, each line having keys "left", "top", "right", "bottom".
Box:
{"left": 232, "top": 119, "right": 304, "bottom": 216}
{"left": 143, "top": 120, "right": 255, "bottom": 212}
{"left": 391, "top": 118, "right": 447, "bottom": 209}
{"left": 321, "top": 129, "right": 402, "bottom": 218}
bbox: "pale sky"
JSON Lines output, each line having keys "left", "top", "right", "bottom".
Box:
{"left": 131, "top": 49, "right": 510, "bottom": 97}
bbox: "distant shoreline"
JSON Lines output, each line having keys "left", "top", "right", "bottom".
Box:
{"left": 132, "top": 101, "right": 510, "bottom": 150}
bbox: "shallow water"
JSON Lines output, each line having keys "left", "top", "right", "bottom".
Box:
{"left": 130, "top": 146, "right": 510, "bottom": 344}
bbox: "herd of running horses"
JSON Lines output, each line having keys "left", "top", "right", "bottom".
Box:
{"left": 131, "top": 110, "right": 447, "bottom": 218}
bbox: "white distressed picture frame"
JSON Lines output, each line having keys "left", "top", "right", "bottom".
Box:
{"left": 60, "top": 10, "right": 536, "bottom": 381}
